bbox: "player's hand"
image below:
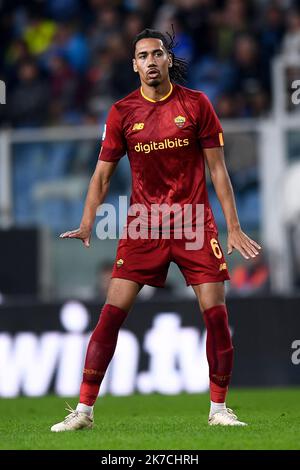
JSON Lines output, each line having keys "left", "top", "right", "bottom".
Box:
{"left": 227, "top": 228, "right": 261, "bottom": 260}
{"left": 59, "top": 225, "right": 92, "bottom": 248}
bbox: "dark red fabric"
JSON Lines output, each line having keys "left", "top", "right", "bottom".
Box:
{"left": 99, "top": 83, "right": 224, "bottom": 234}
{"left": 210, "top": 380, "right": 228, "bottom": 403}
{"left": 203, "top": 304, "right": 233, "bottom": 395}
{"left": 111, "top": 230, "right": 230, "bottom": 288}
{"left": 79, "top": 304, "right": 128, "bottom": 406}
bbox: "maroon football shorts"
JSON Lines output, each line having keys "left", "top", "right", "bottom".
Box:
{"left": 111, "top": 229, "right": 230, "bottom": 287}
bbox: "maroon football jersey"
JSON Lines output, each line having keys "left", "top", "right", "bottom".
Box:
{"left": 99, "top": 83, "right": 224, "bottom": 233}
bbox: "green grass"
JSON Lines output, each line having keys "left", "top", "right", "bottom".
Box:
{"left": 0, "top": 389, "right": 299, "bottom": 450}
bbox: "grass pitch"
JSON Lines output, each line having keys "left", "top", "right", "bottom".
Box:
{"left": 0, "top": 388, "right": 299, "bottom": 450}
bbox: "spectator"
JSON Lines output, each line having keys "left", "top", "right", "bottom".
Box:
{"left": 88, "top": 6, "right": 121, "bottom": 57}
{"left": 48, "top": 53, "right": 81, "bottom": 124}
{"left": 216, "top": 94, "right": 238, "bottom": 118}
{"left": 5, "top": 39, "right": 31, "bottom": 78}
{"left": 24, "top": 13, "right": 57, "bottom": 56}
{"left": 259, "top": 4, "right": 285, "bottom": 63}
{"left": 230, "top": 253, "right": 270, "bottom": 295}
{"left": 231, "top": 33, "right": 269, "bottom": 115}
{"left": 51, "top": 23, "right": 90, "bottom": 73}
{"left": 190, "top": 55, "right": 234, "bottom": 104}
{"left": 215, "top": 0, "right": 251, "bottom": 60}
{"left": 85, "top": 48, "right": 115, "bottom": 117}
{"left": 108, "top": 34, "right": 140, "bottom": 99}
{"left": 9, "top": 59, "right": 49, "bottom": 127}
{"left": 282, "top": 8, "right": 300, "bottom": 55}
{"left": 123, "top": 12, "right": 145, "bottom": 45}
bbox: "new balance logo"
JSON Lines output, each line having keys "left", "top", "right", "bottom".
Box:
{"left": 132, "top": 122, "right": 144, "bottom": 131}
{"left": 219, "top": 263, "right": 227, "bottom": 271}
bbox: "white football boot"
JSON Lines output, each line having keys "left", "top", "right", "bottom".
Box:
{"left": 208, "top": 408, "right": 247, "bottom": 426}
{"left": 51, "top": 404, "right": 94, "bottom": 432}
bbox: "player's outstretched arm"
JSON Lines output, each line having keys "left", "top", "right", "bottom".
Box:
{"left": 204, "top": 147, "right": 262, "bottom": 260}
{"left": 60, "top": 160, "right": 118, "bottom": 247}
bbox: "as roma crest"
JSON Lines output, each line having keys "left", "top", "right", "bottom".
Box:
{"left": 174, "top": 115, "right": 186, "bottom": 128}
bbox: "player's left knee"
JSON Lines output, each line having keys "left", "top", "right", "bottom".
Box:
{"left": 203, "top": 304, "right": 232, "bottom": 346}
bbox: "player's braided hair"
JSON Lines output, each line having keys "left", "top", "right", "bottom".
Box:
{"left": 133, "top": 26, "right": 188, "bottom": 84}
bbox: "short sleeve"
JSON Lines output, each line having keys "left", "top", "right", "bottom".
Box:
{"left": 197, "top": 93, "right": 224, "bottom": 148}
{"left": 99, "top": 105, "right": 126, "bottom": 162}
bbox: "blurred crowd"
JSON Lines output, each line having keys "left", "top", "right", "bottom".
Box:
{"left": 1, "top": 0, "right": 300, "bottom": 128}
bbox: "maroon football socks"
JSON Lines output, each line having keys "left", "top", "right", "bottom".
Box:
{"left": 79, "top": 304, "right": 128, "bottom": 406}
{"left": 79, "top": 302, "right": 233, "bottom": 407}
{"left": 203, "top": 304, "right": 233, "bottom": 403}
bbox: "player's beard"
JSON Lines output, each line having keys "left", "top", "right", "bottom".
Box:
{"left": 148, "top": 78, "right": 161, "bottom": 87}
